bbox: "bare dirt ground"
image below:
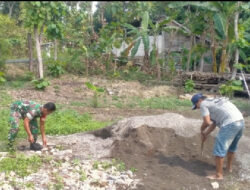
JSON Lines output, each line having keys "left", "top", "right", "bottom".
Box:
{"left": 5, "top": 75, "right": 250, "bottom": 190}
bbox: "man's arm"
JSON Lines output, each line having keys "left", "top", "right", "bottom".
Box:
{"left": 24, "top": 117, "right": 34, "bottom": 143}
{"left": 40, "top": 117, "right": 47, "bottom": 146}
{"left": 200, "top": 115, "right": 212, "bottom": 132}
{"left": 201, "top": 115, "right": 216, "bottom": 142}
{"left": 203, "top": 123, "right": 216, "bottom": 137}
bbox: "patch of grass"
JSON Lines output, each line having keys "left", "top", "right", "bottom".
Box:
{"left": 0, "top": 108, "right": 109, "bottom": 151}
{"left": 93, "top": 160, "right": 100, "bottom": 169}
{"left": 74, "top": 87, "right": 82, "bottom": 93}
{"left": 112, "top": 101, "right": 124, "bottom": 109}
{"left": 118, "top": 69, "right": 155, "bottom": 82}
{"left": 111, "top": 159, "right": 126, "bottom": 172}
{"left": 79, "top": 170, "right": 87, "bottom": 181}
{"left": 70, "top": 101, "right": 88, "bottom": 107}
{"left": 45, "top": 109, "right": 109, "bottom": 135}
{"left": 26, "top": 182, "right": 35, "bottom": 189}
{"left": 117, "top": 161, "right": 126, "bottom": 172}
{"left": 53, "top": 173, "right": 64, "bottom": 190}
{"left": 42, "top": 155, "right": 53, "bottom": 164}
{"left": 127, "top": 96, "right": 192, "bottom": 110}
{"left": 130, "top": 167, "right": 138, "bottom": 173}
{"left": 0, "top": 154, "right": 42, "bottom": 177}
{"left": 1, "top": 80, "right": 28, "bottom": 89}
{"left": 112, "top": 95, "right": 119, "bottom": 101}
{"left": 100, "top": 161, "right": 112, "bottom": 170}
{"left": 231, "top": 98, "right": 250, "bottom": 115}
{"left": 55, "top": 145, "right": 65, "bottom": 151}
{"left": 72, "top": 158, "right": 81, "bottom": 166}
{"left": 0, "top": 90, "right": 13, "bottom": 107}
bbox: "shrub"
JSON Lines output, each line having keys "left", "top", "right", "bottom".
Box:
{"left": 219, "top": 80, "right": 243, "bottom": 98}
{"left": 46, "top": 60, "right": 65, "bottom": 78}
{"left": 184, "top": 79, "right": 195, "bottom": 93}
{"left": 32, "top": 78, "right": 51, "bottom": 90}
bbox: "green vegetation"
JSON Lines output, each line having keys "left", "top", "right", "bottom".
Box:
{"left": 85, "top": 82, "right": 105, "bottom": 108}
{"left": 110, "top": 96, "right": 192, "bottom": 111}
{"left": 0, "top": 106, "right": 109, "bottom": 149}
{"left": 45, "top": 110, "right": 109, "bottom": 135}
{"left": 130, "top": 167, "right": 138, "bottom": 173}
{"left": 46, "top": 60, "right": 65, "bottom": 78}
{"left": 0, "top": 154, "right": 41, "bottom": 177}
{"left": 32, "top": 78, "right": 51, "bottom": 90}
{"left": 184, "top": 79, "right": 195, "bottom": 93}
{"left": 219, "top": 80, "right": 243, "bottom": 98}
{"left": 79, "top": 170, "right": 87, "bottom": 181}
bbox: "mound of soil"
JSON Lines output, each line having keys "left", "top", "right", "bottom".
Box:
{"left": 111, "top": 125, "right": 239, "bottom": 190}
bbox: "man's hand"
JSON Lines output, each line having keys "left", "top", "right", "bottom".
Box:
{"left": 42, "top": 137, "right": 47, "bottom": 146}
{"left": 28, "top": 135, "right": 34, "bottom": 143}
{"left": 201, "top": 132, "right": 207, "bottom": 142}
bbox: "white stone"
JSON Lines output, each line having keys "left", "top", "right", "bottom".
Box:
{"left": 50, "top": 149, "right": 55, "bottom": 153}
{"left": 115, "top": 178, "right": 126, "bottom": 185}
{"left": 64, "top": 156, "right": 70, "bottom": 162}
{"left": 211, "top": 182, "right": 219, "bottom": 189}
{"left": 0, "top": 172, "right": 5, "bottom": 181}
{"left": 127, "top": 170, "right": 133, "bottom": 178}
{"left": 1, "top": 183, "right": 14, "bottom": 190}
{"left": 35, "top": 151, "right": 42, "bottom": 155}
{"left": 0, "top": 152, "right": 8, "bottom": 157}
{"left": 10, "top": 171, "right": 15, "bottom": 177}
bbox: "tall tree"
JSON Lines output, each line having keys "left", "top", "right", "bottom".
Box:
{"left": 21, "top": 2, "right": 67, "bottom": 78}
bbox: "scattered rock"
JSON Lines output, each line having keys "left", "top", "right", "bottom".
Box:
{"left": 0, "top": 149, "right": 141, "bottom": 190}
{"left": 211, "top": 182, "right": 219, "bottom": 189}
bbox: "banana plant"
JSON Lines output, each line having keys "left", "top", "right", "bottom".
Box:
{"left": 168, "top": 2, "right": 240, "bottom": 73}
{"left": 123, "top": 11, "right": 150, "bottom": 70}
{"left": 85, "top": 82, "right": 105, "bottom": 108}
{"left": 148, "top": 17, "right": 174, "bottom": 80}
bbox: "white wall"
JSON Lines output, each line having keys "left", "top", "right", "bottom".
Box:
{"left": 112, "top": 35, "right": 164, "bottom": 57}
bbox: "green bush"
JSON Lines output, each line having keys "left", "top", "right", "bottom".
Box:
{"left": 47, "top": 60, "right": 65, "bottom": 78}
{"left": 32, "top": 78, "right": 51, "bottom": 90}
{"left": 59, "top": 49, "right": 85, "bottom": 75}
{"left": 184, "top": 79, "right": 195, "bottom": 93}
{"left": 219, "top": 80, "right": 243, "bottom": 98}
{"left": 22, "top": 71, "right": 35, "bottom": 81}
{"left": 85, "top": 82, "right": 105, "bottom": 108}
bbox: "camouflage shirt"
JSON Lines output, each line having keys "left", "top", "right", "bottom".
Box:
{"left": 11, "top": 100, "right": 44, "bottom": 120}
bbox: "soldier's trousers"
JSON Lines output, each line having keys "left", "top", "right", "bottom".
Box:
{"left": 8, "top": 109, "right": 39, "bottom": 143}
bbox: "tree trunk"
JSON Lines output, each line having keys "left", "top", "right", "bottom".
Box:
{"left": 54, "top": 39, "right": 58, "bottom": 61}
{"left": 143, "top": 51, "right": 149, "bottom": 72}
{"left": 186, "top": 35, "right": 193, "bottom": 72}
{"left": 231, "top": 1, "right": 240, "bottom": 80}
{"left": 89, "top": 2, "right": 94, "bottom": 34}
{"left": 199, "top": 32, "right": 205, "bottom": 72}
{"left": 165, "top": 30, "right": 176, "bottom": 76}
{"left": 209, "top": 19, "right": 217, "bottom": 73}
{"left": 154, "top": 35, "right": 161, "bottom": 81}
{"left": 85, "top": 57, "right": 89, "bottom": 76}
{"left": 100, "top": 2, "right": 106, "bottom": 28}
{"left": 219, "top": 23, "right": 229, "bottom": 74}
{"left": 193, "top": 36, "right": 197, "bottom": 71}
{"left": 34, "top": 27, "right": 43, "bottom": 79}
{"left": 8, "top": 2, "right": 14, "bottom": 17}
{"left": 27, "top": 33, "right": 33, "bottom": 72}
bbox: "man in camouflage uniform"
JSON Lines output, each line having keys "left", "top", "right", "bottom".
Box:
{"left": 8, "top": 100, "right": 56, "bottom": 151}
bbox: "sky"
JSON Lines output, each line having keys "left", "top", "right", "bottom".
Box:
{"left": 92, "top": 1, "right": 98, "bottom": 13}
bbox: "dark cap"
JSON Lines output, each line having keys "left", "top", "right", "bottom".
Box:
{"left": 191, "top": 93, "right": 203, "bottom": 110}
